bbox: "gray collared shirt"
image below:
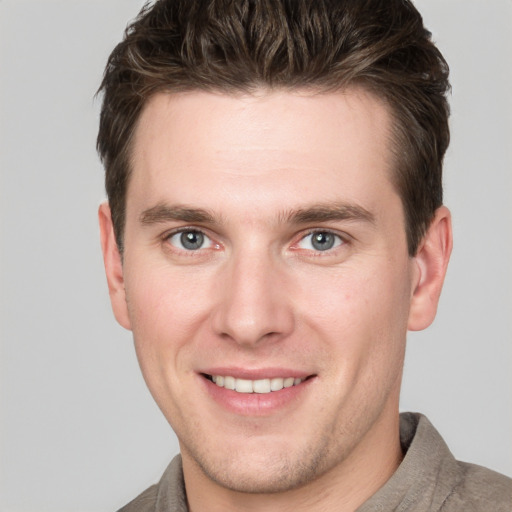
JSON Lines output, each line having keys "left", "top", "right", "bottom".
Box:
{"left": 117, "top": 413, "right": 512, "bottom": 511}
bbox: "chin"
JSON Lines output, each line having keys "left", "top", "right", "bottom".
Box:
{"left": 200, "top": 460, "right": 319, "bottom": 494}
{"left": 183, "top": 435, "right": 335, "bottom": 494}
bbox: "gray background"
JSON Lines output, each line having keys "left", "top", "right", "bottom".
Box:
{"left": 0, "top": 0, "right": 510, "bottom": 510}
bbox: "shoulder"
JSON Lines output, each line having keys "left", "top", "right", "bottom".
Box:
{"left": 441, "top": 461, "right": 512, "bottom": 511}
{"left": 446, "top": 461, "right": 512, "bottom": 510}
{"left": 115, "top": 455, "right": 187, "bottom": 512}
{"left": 116, "top": 484, "right": 158, "bottom": 512}
{"left": 392, "top": 413, "right": 512, "bottom": 512}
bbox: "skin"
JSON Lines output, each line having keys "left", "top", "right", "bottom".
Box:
{"left": 99, "top": 88, "right": 452, "bottom": 512}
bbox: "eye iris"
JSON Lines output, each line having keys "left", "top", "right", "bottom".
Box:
{"left": 180, "top": 231, "right": 204, "bottom": 250}
{"left": 311, "top": 232, "right": 335, "bottom": 251}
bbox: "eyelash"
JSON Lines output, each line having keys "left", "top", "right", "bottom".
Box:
{"left": 163, "top": 226, "right": 348, "bottom": 256}
{"left": 164, "top": 228, "right": 217, "bottom": 252}
{"left": 292, "top": 229, "right": 346, "bottom": 254}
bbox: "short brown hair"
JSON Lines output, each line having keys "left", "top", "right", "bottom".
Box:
{"left": 97, "top": 0, "right": 450, "bottom": 255}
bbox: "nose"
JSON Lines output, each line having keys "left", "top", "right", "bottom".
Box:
{"left": 211, "top": 248, "right": 295, "bottom": 347}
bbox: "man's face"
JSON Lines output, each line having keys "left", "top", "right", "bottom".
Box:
{"left": 109, "top": 89, "right": 422, "bottom": 492}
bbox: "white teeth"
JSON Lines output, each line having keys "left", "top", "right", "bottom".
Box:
{"left": 283, "top": 377, "right": 294, "bottom": 388}
{"left": 223, "top": 375, "right": 235, "bottom": 390}
{"left": 253, "top": 379, "right": 271, "bottom": 393}
{"left": 270, "top": 377, "right": 284, "bottom": 391}
{"left": 235, "top": 378, "right": 253, "bottom": 393}
{"left": 210, "top": 375, "right": 304, "bottom": 393}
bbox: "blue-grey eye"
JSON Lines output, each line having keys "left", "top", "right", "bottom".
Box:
{"left": 298, "top": 231, "right": 343, "bottom": 251}
{"left": 168, "top": 230, "right": 212, "bottom": 250}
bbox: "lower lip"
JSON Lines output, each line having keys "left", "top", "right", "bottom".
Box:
{"left": 201, "top": 375, "right": 314, "bottom": 416}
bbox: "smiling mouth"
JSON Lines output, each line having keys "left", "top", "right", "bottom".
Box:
{"left": 203, "top": 374, "right": 311, "bottom": 394}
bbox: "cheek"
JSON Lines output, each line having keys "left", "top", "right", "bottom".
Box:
{"left": 127, "top": 259, "right": 208, "bottom": 322}
{"left": 125, "top": 266, "right": 211, "bottom": 411}
{"left": 124, "top": 262, "right": 215, "bottom": 372}
{"left": 297, "top": 260, "right": 412, "bottom": 356}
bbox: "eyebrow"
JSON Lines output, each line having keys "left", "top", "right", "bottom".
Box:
{"left": 139, "top": 204, "right": 216, "bottom": 225}
{"left": 139, "top": 201, "right": 375, "bottom": 227}
{"left": 283, "top": 203, "right": 376, "bottom": 225}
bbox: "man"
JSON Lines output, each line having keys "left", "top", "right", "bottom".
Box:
{"left": 96, "top": 0, "right": 511, "bottom": 510}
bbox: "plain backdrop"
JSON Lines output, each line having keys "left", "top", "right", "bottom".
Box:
{"left": 0, "top": 1, "right": 511, "bottom": 510}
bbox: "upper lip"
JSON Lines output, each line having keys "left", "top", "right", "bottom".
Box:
{"left": 199, "top": 367, "right": 314, "bottom": 380}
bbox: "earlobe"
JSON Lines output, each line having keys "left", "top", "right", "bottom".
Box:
{"left": 408, "top": 206, "right": 453, "bottom": 331}
{"left": 98, "top": 202, "right": 132, "bottom": 330}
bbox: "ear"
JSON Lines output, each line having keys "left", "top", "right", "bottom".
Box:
{"left": 408, "top": 206, "right": 453, "bottom": 331}
{"left": 98, "top": 202, "right": 132, "bottom": 330}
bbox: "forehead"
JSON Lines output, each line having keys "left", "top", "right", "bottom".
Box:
{"left": 128, "top": 88, "right": 396, "bottom": 220}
